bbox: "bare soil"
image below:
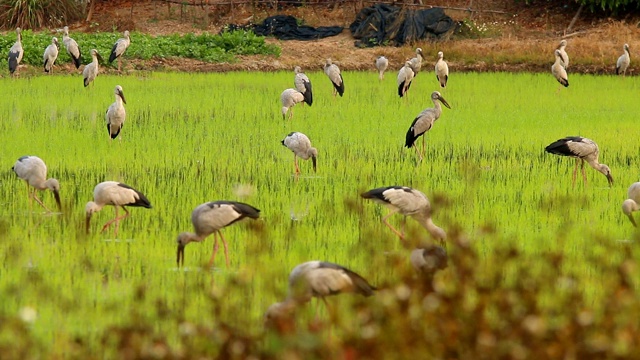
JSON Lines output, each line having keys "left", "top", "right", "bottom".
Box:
{"left": 83, "top": 0, "right": 640, "bottom": 73}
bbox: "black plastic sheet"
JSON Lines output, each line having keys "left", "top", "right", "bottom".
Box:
{"left": 226, "top": 15, "right": 343, "bottom": 40}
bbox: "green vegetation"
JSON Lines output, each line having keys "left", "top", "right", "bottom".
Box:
{"left": 0, "top": 0, "right": 84, "bottom": 29}
{"left": 0, "top": 29, "right": 280, "bottom": 69}
{"left": 1, "top": 71, "right": 640, "bottom": 357}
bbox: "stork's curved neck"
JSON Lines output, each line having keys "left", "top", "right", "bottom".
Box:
{"left": 623, "top": 200, "right": 639, "bottom": 215}
{"left": 416, "top": 216, "right": 447, "bottom": 241}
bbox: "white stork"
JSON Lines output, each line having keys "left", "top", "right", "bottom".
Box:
{"left": 552, "top": 49, "right": 569, "bottom": 88}
{"left": 264, "top": 261, "right": 376, "bottom": 325}
{"left": 616, "top": 44, "right": 630, "bottom": 76}
{"left": 361, "top": 186, "right": 447, "bottom": 245}
{"left": 397, "top": 61, "right": 414, "bottom": 98}
{"left": 294, "top": 66, "right": 313, "bottom": 106}
{"left": 324, "top": 59, "right": 344, "bottom": 97}
{"left": 43, "top": 37, "right": 59, "bottom": 73}
{"left": 281, "top": 132, "right": 317, "bottom": 174}
{"left": 83, "top": 49, "right": 102, "bottom": 87}
{"left": 545, "top": 136, "right": 613, "bottom": 187}
{"left": 410, "top": 245, "right": 448, "bottom": 276}
{"left": 109, "top": 30, "right": 131, "bottom": 72}
{"left": 405, "top": 91, "right": 451, "bottom": 161}
{"left": 409, "top": 48, "right": 424, "bottom": 76}
{"left": 8, "top": 27, "right": 23, "bottom": 75}
{"left": 280, "top": 88, "right": 305, "bottom": 120}
{"left": 106, "top": 85, "right": 127, "bottom": 140}
{"left": 85, "top": 181, "right": 152, "bottom": 237}
{"left": 622, "top": 182, "right": 640, "bottom": 227}
{"left": 557, "top": 39, "right": 569, "bottom": 69}
{"left": 62, "top": 26, "right": 81, "bottom": 69}
{"left": 12, "top": 156, "right": 61, "bottom": 212}
{"left": 435, "top": 51, "right": 449, "bottom": 88}
{"left": 176, "top": 201, "right": 260, "bottom": 267}
{"left": 375, "top": 56, "right": 388, "bottom": 80}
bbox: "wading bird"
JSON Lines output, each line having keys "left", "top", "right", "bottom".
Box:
{"left": 62, "top": 26, "right": 81, "bottom": 69}
{"left": 83, "top": 49, "right": 102, "bottom": 87}
{"left": 176, "top": 201, "right": 260, "bottom": 267}
{"left": 324, "top": 59, "right": 344, "bottom": 97}
{"left": 375, "top": 56, "right": 388, "bottom": 80}
{"left": 294, "top": 66, "right": 313, "bottom": 106}
{"left": 616, "top": 43, "right": 630, "bottom": 76}
{"left": 435, "top": 51, "right": 449, "bottom": 88}
{"left": 361, "top": 186, "right": 447, "bottom": 245}
{"left": 410, "top": 245, "right": 448, "bottom": 276}
{"left": 12, "top": 156, "right": 61, "bottom": 212}
{"left": 106, "top": 85, "right": 127, "bottom": 140}
{"left": 557, "top": 39, "right": 569, "bottom": 69}
{"left": 264, "top": 261, "right": 376, "bottom": 325}
{"left": 545, "top": 136, "right": 613, "bottom": 187}
{"left": 8, "top": 27, "right": 23, "bottom": 75}
{"left": 280, "top": 88, "right": 305, "bottom": 120}
{"left": 281, "top": 132, "right": 317, "bottom": 174}
{"left": 109, "top": 30, "right": 131, "bottom": 72}
{"left": 397, "top": 61, "right": 414, "bottom": 98}
{"left": 552, "top": 49, "right": 569, "bottom": 88}
{"left": 622, "top": 182, "right": 640, "bottom": 227}
{"left": 85, "top": 181, "right": 152, "bottom": 237}
{"left": 405, "top": 91, "right": 451, "bottom": 161}
{"left": 409, "top": 47, "right": 424, "bottom": 76}
{"left": 43, "top": 37, "right": 59, "bottom": 73}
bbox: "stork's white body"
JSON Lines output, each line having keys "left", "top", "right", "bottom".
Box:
{"left": 375, "top": 56, "right": 388, "bottom": 80}
{"left": 435, "top": 51, "right": 449, "bottom": 88}
{"left": 85, "top": 181, "right": 152, "bottom": 237}
{"left": 404, "top": 91, "right": 451, "bottom": 160}
{"left": 552, "top": 49, "right": 569, "bottom": 87}
{"left": 409, "top": 48, "right": 423, "bottom": 76}
{"left": 622, "top": 182, "right": 640, "bottom": 227}
{"left": 557, "top": 40, "right": 569, "bottom": 69}
{"left": 83, "top": 49, "right": 101, "bottom": 87}
{"left": 280, "top": 88, "right": 305, "bottom": 120}
{"left": 43, "top": 37, "right": 59, "bottom": 73}
{"left": 324, "top": 59, "right": 344, "bottom": 97}
{"left": 106, "top": 85, "right": 127, "bottom": 140}
{"left": 545, "top": 136, "right": 613, "bottom": 187}
{"left": 293, "top": 66, "right": 313, "bottom": 106}
{"left": 8, "top": 28, "right": 23, "bottom": 75}
{"left": 109, "top": 30, "right": 131, "bottom": 71}
{"left": 13, "top": 156, "right": 61, "bottom": 212}
{"left": 616, "top": 44, "right": 630, "bottom": 76}
{"left": 63, "top": 26, "right": 81, "bottom": 69}
{"left": 397, "top": 61, "right": 414, "bottom": 98}
{"left": 281, "top": 132, "right": 318, "bottom": 174}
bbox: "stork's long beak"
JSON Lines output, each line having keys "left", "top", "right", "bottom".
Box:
{"left": 312, "top": 156, "right": 317, "bottom": 173}
{"left": 177, "top": 243, "right": 185, "bottom": 267}
{"left": 85, "top": 213, "right": 92, "bottom": 234}
{"left": 606, "top": 173, "right": 614, "bottom": 187}
{"left": 53, "top": 189, "right": 61, "bottom": 212}
{"left": 438, "top": 95, "right": 451, "bottom": 109}
{"left": 628, "top": 214, "right": 637, "bottom": 227}
{"left": 118, "top": 90, "right": 126, "bottom": 104}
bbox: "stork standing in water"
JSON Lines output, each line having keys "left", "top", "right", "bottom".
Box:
{"left": 375, "top": 56, "right": 388, "bottom": 80}
{"left": 85, "top": 181, "right": 152, "bottom": 237}
{"left": 264, "top": 261, "right": 376, "bottom": 326}
{"left": 435, "top": 51, "right": 449, "bottom": 88}
{"left": 83, "top": 49, "right": 102, "bottom": 87}
{"left": 622, "top": 182, "right": 640, "bottom": 227}
{"left": 545, "top": 136, "right": 613, "bottom": 187}
{"left": 361, "top": 186, "right": 447, "bottom": 245}
{"left": 552, "top": 49, "right": 569, "bottom": 88}
{"left": 616, "top": 44, "right": 630, "bottom": 76}
{"left": 557, "top": 40, "right": 569, "bottom": 69}
{"left": 176, "top": 201, "right": 260, "bottom": 267}
{"left": 106, "top": 85, "right": 127, "bottom": 140}
{"left": 12, "top": 156, "right": 61, "bottom": 213}
{"left": 43, "top": 37, "right": 59, "bottom": 74}
{"left": 281, "top": 132, "right": 317, "bottom": 174}
{"left": 8, "top": 28, "right": 23, "bottom": 75}
{"left": 109, "top": 30, "right": 131, "bottom": 72}
{"left": 405, "top": 91, "right": 451, "bottom": 161}
{"left": 397, "top": 61, "right": 414, "bottom": 98}
{"left": 409, "top": 48, "right": 424, "bottom": 76}
{"left": 324, "top": 59, "right": 344, "bottom": 97}
{"left": 280, "top": 88, "right": 305, "bottom": 120}
{"left": 293, "top": 66, "right": 313, "bottom": 106}
{"left": 62, "top": 26, "right": 81, "bottom": 69}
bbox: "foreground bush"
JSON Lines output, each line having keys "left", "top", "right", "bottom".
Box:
{"left": 0, "top": 0, "right": 85, "bottom": 29}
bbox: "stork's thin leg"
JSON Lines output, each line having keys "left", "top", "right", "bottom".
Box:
{"left": 581, "top": 160, "right": 587, "bottom": 186}
{"left": 401, "top": 215, "right": 407, "bottom": 236}
{"left": 209, "top": 232, "right": 219, "bottom": 267}
{"left": 294, "top": 154, "right": 300, "bottom": 174}
{"left": 32, "top": 193, "right": 52, "bottom": 213}
{"left": 572, "top": 158, "right": 579, "bottom": 187}
{"left": 118, "top": 58, "right": 122, "bottom": 72}
{"left": 101, "top": 207, "right": 130, "bottom": 237}
{"left": 218, "top": 231, "right": 230, "bottom": 268}
{"left": 421, "top": 137, "right": 426, "bottom": 160}
{"left": 381, "top": 209, "right": 406, "bottom": 243}
{"left": 413, "top": 145, "right": 423, "bottom": 161}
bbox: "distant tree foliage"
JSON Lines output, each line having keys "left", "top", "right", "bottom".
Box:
{"left": 576, "top": 0, "right": 640, "bottom": 11}
{"left": 0, "top": 0, "right": 86, "bottom": 29}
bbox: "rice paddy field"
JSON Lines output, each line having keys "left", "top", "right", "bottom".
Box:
{"left": 2, "top": 70, "right": 640, "bottom": 357}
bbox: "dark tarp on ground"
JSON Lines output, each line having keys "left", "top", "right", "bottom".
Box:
{"left": 226, "top": 15, "right": 343, "bottom": 40}
{"left": 349, "top": 4, "right": 457, "bottom": 47}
